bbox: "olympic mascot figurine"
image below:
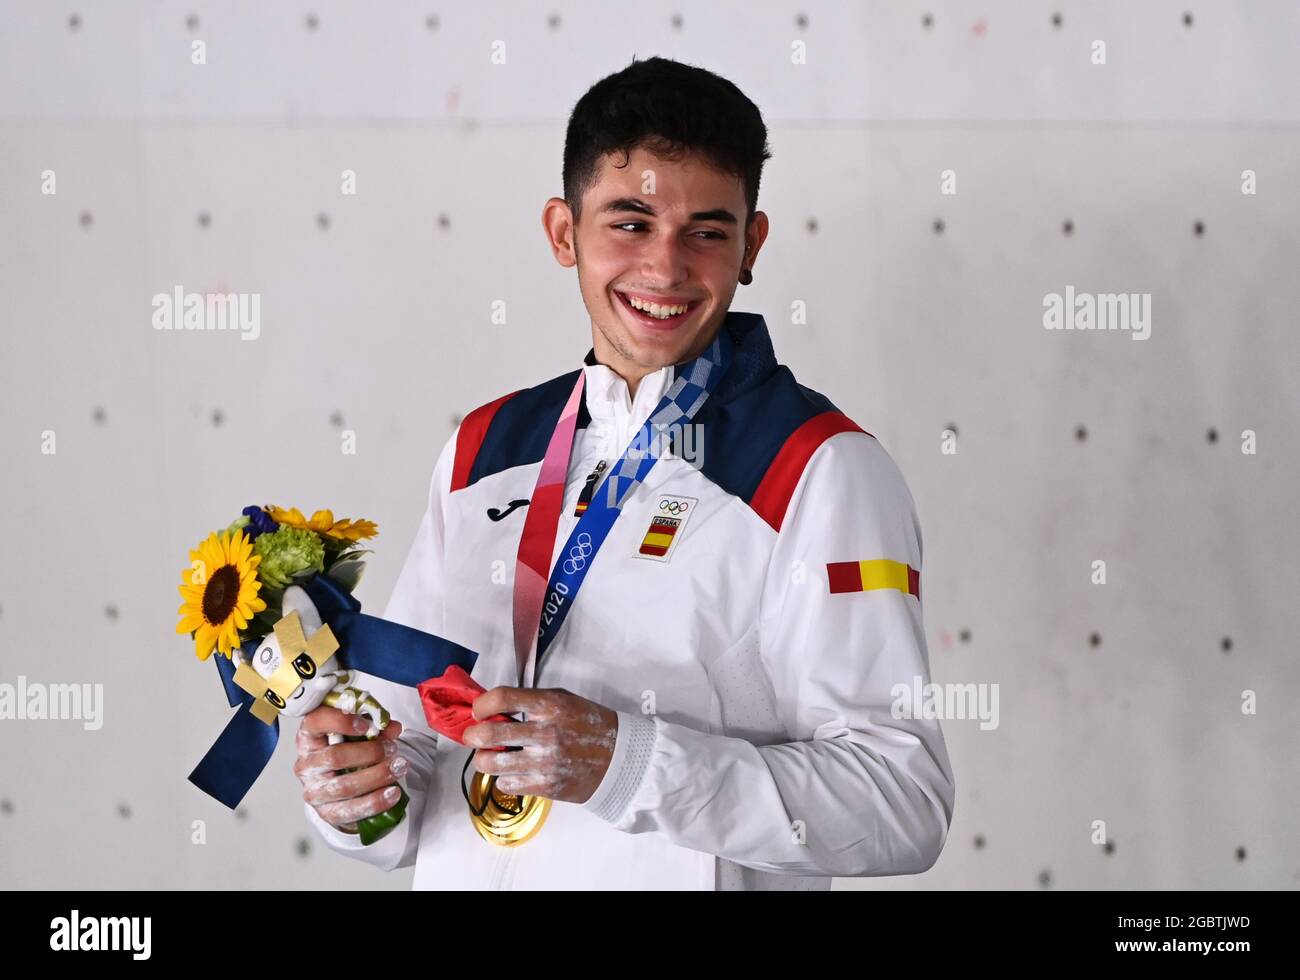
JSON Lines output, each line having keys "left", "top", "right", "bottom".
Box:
{"left": 234, "top": 584, "right": 391, "bottom": 737}
{"left": 230, "top": 583, "right": 409, "bottom": 844}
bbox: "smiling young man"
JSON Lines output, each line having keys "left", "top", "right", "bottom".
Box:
{"left": 296, "top": 56, "right": 955, "bottom": 890}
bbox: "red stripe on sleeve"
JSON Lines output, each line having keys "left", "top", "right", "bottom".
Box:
{"left": 450, "top": 391, "right": 519, "bottom": 492}
{"left": 908, "top": 564, "right": 921, "bottom": 600}
{"left": 750, "top": 411, "right": 870, "bottom": 532}
{"left": 826, "top": 561, "right": 863, "bottom": 594}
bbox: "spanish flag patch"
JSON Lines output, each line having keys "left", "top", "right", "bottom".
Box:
{"left": 638, "top": 516, "right": 680, "bottom": 557}
{"left": 826, "top": 559, "right": 920, "bottom": 600}
{"left": 634, "top": 494, "right": 698, "bottom": 562}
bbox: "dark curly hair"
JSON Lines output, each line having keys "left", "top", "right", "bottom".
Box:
{"left": 563, "top": 56, "right": 771, "bottom": 226}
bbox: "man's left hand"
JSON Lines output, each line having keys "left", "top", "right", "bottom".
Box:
{"left": 464, "top": 687, "right": 618, "bottom": 804}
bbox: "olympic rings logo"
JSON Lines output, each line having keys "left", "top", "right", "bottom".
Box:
{"left": 658, "top": 499, "right": 690, "bottom": 515}
{"left": 562, "top": 532, "right": 594, "bottom": 574}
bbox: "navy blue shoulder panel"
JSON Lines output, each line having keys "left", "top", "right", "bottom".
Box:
{"left": 688, "top": 366, "right": 842, "bottom": 507}
{"left": 464, "top": 368, "right": 586, "bottom": 489}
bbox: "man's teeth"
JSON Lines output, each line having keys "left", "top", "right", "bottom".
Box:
{"left": 626, "top": 294, "right": 690, "bottom": 319}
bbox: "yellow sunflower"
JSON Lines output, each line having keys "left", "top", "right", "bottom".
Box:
{"left": 266, "top": 506, "right": 377, "bottom": 543}
{"left": 176, "top": 529, "right": 267, "bottom": 661}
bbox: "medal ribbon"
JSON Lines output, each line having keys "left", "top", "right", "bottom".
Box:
{"left": 510, "top": 331, "right": 732, "bottom": 688}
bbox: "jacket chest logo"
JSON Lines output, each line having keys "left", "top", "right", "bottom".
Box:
{"left": 633, "top": 494, "right": 698, "bottom": 563}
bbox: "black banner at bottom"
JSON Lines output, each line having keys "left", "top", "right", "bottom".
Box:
{"left": 3, "top": 889, "right": 1284, "bottom": 965}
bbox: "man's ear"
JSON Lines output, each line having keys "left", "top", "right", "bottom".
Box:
{"left": 744, "top": 210, "right": 771, "bottom": 268}
{"left": 541, "top": 197, "right": 577, "bottom": 268}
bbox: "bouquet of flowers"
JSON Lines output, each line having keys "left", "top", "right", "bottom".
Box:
{"left": 176, "top": 505, "right": 377, "bottom": 662}
{"left": 177, "top": 506, "right": 437, "bottom": 845}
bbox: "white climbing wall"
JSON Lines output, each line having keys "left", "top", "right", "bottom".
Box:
{"left": 0, "top": 0, "right": 1296, "bottom": 890}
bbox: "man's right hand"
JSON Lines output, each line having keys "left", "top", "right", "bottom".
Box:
{"left": 296, "top": 705, "right": 408, "bottom": 833}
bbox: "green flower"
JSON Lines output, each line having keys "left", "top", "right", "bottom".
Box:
{"left": 253, "top": 526, "right": 325, "bottom": 590}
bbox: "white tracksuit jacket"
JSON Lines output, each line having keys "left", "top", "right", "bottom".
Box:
{"left": 304, "top": 311, "right": 955, "bottom": 890}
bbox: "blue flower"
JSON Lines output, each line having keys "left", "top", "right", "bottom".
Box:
{"left": 240, "top": 505, "right": 279, "bottom": 541}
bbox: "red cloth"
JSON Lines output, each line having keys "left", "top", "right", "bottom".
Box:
{"left": 417, "top": 665, "right": 512, "bottom": 750}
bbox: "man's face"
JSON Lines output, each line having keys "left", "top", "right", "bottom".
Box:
{"left": 545, "top": 145, "right": 767, "bottom": 377}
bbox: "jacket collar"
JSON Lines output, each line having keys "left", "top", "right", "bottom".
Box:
{"left": 580, "top": 359, "right": 674, "bottom": 426}
{"left": 578, "top": 310, "right": 776, "bottom": 412}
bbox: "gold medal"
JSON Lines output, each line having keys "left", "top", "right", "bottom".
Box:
{"left": 466, "top": 769, "right": 551, "bottom": 846}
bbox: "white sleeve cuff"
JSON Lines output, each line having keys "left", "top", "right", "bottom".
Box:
{"left": 303, "top": 800, "right": 372, "bottom": 851}
{"left": 302, "top": 798, "right": 415, "bottom": 871}
{"left": 582, "top": 709, "right": 658, "bottom": 825}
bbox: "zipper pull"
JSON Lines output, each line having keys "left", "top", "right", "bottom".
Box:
{"left": 574, "top": 459, "right": 608, "bottom": 516}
